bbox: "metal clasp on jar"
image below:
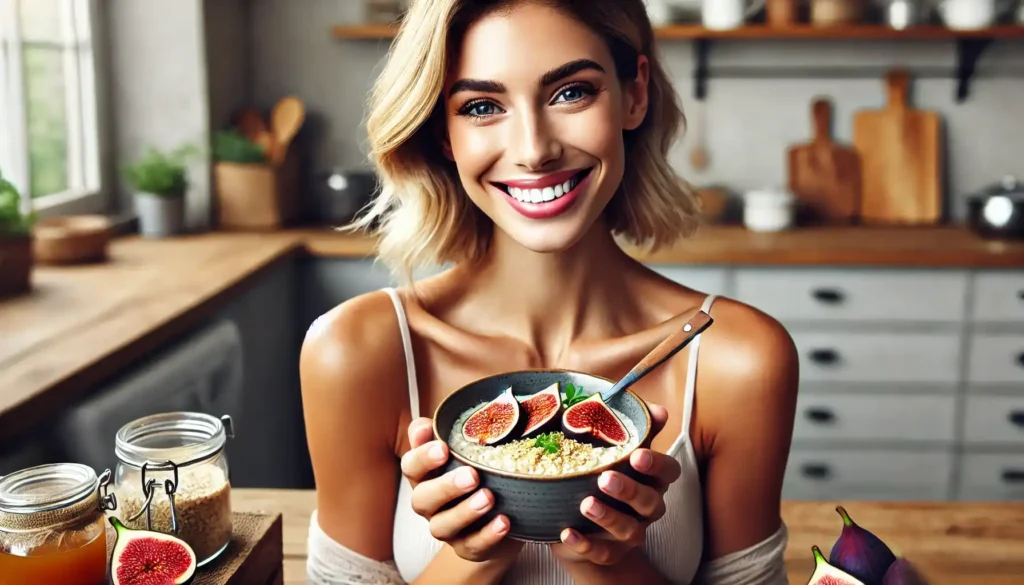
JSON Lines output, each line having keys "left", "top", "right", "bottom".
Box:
{"left": 97, "top": 468, "right": 118, "bottom": 511}
{"left": 126, "top": 460, "right": 181, "bottom": 534}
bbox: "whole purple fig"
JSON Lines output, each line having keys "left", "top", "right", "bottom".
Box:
{"left": 882, "top": 558, "right": 928, "bottom": 585}
{"left": 829, "top": 506, "right": 896, "bottom": 584}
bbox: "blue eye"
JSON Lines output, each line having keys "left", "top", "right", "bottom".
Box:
{"left": 459, "top": 100, "right": 501, "bottom": 118}
{"left": 555, "top": 88, "right": 584, "bottom": 102}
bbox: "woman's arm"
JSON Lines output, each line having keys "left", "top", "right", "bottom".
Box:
{"left": 300, "top": 292, "right": 513, "bottom": 585}
{"left": 695, "top": 302, "right": 799, "bottom": 574}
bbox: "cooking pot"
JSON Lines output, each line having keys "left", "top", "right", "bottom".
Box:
{"left": 966, "top": 175, "right": 1024, "bottom": 240}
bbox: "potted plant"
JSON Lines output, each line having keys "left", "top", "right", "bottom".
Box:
{"left": 212, "top": 127, "right": 300, "bottom": 231}
{"left": 122, "top": 144, "right": 197, "bottom": 238}
{"left": 0, "top": 170, "right": 35, "bottom": 297}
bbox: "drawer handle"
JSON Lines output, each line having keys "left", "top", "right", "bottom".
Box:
{"left": 1008, "top": 411, "right": 1024, "bottom": 428}
{"left": 809, "top": 349, "right": 840, "bottom": 365}
{"left": 1017, "top": 353, "right": 1024, "bottom": 368}
{"left": 811, "top": 288, "right": 845, "bottom": 304}
{"left": 1018, "top": 290, "right": 1024, "bottom": 301}
{"left": 801, "top": 463, "right": 832, "bottom": 479}
{"left": 805, "top": 408, "right": 836, "bottom": 424}
{"left": 1001, "top": 469, "right": 1024, "bottom": 483}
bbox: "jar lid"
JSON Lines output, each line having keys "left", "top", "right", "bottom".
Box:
{"left": 744, "top": 188, "right": 794, "bottom": 206}
{"left": 116, "top": 412, "right": 234, "bottom": 470}
{"left": 0, "top": 463, "right": 101, "bottom": 531}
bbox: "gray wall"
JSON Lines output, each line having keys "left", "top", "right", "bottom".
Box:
{"left": 250, "top": 0, "right": 1024, "bottom": 221}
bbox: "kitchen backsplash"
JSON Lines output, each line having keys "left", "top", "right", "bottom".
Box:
{"left": 233, "top": 0, "right": 1024, "bottom": 221}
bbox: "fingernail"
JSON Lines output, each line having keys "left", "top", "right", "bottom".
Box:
{"left": 492, "top": 516, "right": 509, "bottom": 534}
{"left": 454, "top": 467, "right": 476, "bottom": 489}
{"left": 469, "top": 490, "right": 490, "bottom": 511}
{"left": 429, "top": 442, "right": 446, "bottom": 461}
{"left": 635, "top": 450, "right": 653, "bottom": 472}
{"left": 562, "top": 529, "right": 580, "bottom": 545}
{"left": 599, "top": 472, "right": 622, "bottom": 495}
{"left": 584, "top": 498, "right": 605, "bottom": 519}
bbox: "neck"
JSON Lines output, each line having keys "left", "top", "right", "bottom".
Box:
{"left": 463, "top": 217, "right": 637, "bottom": 365}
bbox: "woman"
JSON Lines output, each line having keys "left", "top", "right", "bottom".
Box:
{"left": 300, "top": 1, "right": 799, "bottom": 583}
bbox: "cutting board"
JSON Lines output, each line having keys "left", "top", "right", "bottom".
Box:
{"left": 106, "top": 512, "right": 284, "bottom": 585}
{"left": 853, "top": 70, "right": 942, "bottom": 224}
{"left": 787, "top": 97, "right": 861, "bottom": 223}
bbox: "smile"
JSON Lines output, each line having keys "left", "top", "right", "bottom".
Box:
{"left": 493, "top": 168, "right": 592, "bottom": 204}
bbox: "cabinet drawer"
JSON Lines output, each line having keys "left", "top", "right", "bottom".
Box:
{"left": 967, "top": 334, "right": 1024, "bottom": 385}
{"left": 971, "top": 272, "right": 1024, "bottom": 323}
{"left": 784, "top": 448, "right": 953, "bottom": 501}
{"left": 963, "top": 396, "right": 1024, "bottom": 445}
{"left": 793, "top": 394, "right": 957, "bottom": 443}
{"left": 733, "top": 268, "right": 967, "bottom": 323}
{"left": 957, "top": 453, "right": 1024, "bottom": 501}
{"left": 792, "top": 331, "right": 961, "bottom": 384}
{"left": 648, "top": 265, "right": 730, "bottom": 297}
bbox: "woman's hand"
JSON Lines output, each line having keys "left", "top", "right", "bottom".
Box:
{"left": 551, "top": 403, "right": 681, "bottom": 567}
{"left": 400, "top": 417, "right": 525, "bottom": 563}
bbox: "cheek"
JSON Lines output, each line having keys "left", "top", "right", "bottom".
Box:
{"left": 448, "top": 122, "right": 501, "bottom": 179}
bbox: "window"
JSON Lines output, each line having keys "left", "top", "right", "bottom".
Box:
{"left": 0, "top": 0, "right": 106, "bottom": 217}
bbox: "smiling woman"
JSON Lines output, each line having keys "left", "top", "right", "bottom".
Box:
{"left": 301, "top": 1, "right": 798, "bottom": 585}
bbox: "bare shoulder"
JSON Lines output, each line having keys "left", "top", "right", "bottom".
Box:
{"left": 694, "top": 296, "right": 799, "bottom": 442}
{"left": 299, "top": 288, "right": 410, "bottom": 453}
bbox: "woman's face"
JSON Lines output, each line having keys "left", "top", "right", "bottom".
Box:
{"left": 442, "top": 2, "right": 649, "bottom": 253}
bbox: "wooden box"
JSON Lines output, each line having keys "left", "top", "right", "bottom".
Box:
{"left": 0, "top": 235, "right": 33, "bottom": 298}
{"left": 106, "top": 512, "right": 284, "bottom": 585}
{"left": 214, "top": 148, "right": 301, "bottom": 231}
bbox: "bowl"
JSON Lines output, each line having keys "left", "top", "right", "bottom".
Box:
{"left": 431, "top": 369, "right": 652, "bottom": 543}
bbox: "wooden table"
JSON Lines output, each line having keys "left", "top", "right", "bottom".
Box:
{"left": 230, "top": 488, "right": 1024, "bottom": 585}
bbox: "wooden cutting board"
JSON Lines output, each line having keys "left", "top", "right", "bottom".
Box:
{"left": 853, "top": 69, "right": 942, "bottom": 224}
{"left": 787, "top": 97, "right": 861, "bottom": 223}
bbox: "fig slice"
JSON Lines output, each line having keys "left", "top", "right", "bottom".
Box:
{"left": 517, "top": 383, "right": 562, "bottom": 438}
{"left": 561, "top": 392, "right": 629, "bottom": 447}
{"left": 461, "top": 386, "right": 525, "bottom": 446}
{"left": 807, "top": 545, "right": 865, "bottom": 585}
{"left": 109, "top": 516, "right": 197, "bottom": 585}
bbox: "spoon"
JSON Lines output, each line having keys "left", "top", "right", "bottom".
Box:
{"left": 599, "top": 309, "right": 714, "bottom": 402}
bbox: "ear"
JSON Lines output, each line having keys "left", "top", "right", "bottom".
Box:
{"left": 622, "top": 55, "right": 650, "bottom": 131}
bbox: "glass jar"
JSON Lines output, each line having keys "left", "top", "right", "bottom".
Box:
{"left": 0, "top": 463, "right": 116, "bottom": 585}
{"left": 112, "top": 412, "right": 235, "bottom": 567}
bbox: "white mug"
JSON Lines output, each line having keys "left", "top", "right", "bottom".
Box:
{"left": 936, "top": 0, "right": 1001, "bottom": 29}
{"left": 702, "top": 0, "right": 766, "bottom": 30}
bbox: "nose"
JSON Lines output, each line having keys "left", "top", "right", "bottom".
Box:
{"left": 509, "top": 109, "right": 561, "bottom": 171}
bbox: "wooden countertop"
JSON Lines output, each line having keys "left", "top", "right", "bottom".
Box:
{"left": 2, "top": 224, "right": 1023, "bottom": 441}
{"left": 230, "top": 488, "right": 1024, "bottom": 585}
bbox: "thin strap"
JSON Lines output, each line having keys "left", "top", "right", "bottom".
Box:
{"left": 383, "top": 287, "right": 420, "bottom": 419}
{"left": 680, "top": 294, "right": 717, "bottom": 443}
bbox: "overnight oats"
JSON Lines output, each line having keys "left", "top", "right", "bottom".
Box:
{"left": 447, "top": 383, "right": 640, "bottom": 476}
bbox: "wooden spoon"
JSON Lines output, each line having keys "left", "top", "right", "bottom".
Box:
{"left": 599, "top": 309, "right": 714, "bottom": 402}
{"left": 269, "top": 96, "right": 305, "bottom": 166}
{"left": 236, "top": 107, "right": 267, "bottom": 143}
{"left": 689, "top": 99, "right": 709, "bottom": 172}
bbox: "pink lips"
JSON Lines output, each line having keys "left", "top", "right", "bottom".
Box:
{"left": 493, "top": 168, "right": 592, "bottom": 221}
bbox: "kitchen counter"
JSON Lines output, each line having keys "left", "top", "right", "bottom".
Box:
{"left": 229, "top": 488, "right": 1024, "bottom": 585}
{"left": 1, "top": 224, "right": 1023, "bottom": 441}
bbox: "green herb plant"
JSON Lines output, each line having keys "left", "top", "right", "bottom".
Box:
{"left": 122, "top": 144, "right": 200, "bottom": 198}
{"left": 562, "top": 383, "right": 589, "bottom": 408}
{"left": 0, "top": 170, "right": 34, "bottom": 238}
{"left": 212, "top": 130, "right": 267, "bottom": 164}
{"left": 533, "top": 432, "right": 561, "bottom": 454}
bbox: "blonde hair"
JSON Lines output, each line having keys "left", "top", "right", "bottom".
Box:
{"left": 345, "top": 0, "right": 700, "bottom": 282}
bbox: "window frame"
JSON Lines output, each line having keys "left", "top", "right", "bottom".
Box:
{"left": 0, "top": 0, "right": 110, "bottom": 219}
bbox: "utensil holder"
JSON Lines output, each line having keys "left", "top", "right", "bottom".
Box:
{"left": 214, "top": 148, "right": 301, "bottom": 231}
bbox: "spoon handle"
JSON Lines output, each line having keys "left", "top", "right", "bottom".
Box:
{"left": 600, "top": 310, "right": 714, "bottom": 401}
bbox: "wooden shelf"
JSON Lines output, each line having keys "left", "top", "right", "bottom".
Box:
{"left": 333, "top": 23, "right": 1024, "bottom": 41}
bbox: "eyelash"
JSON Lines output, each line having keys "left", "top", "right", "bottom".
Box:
{"left": 456, "top": 82, "right": 598, "bottom": 119}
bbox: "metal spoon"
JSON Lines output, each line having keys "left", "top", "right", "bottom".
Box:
{"left": 599, "top": 309, "right": 714, "bottom": 402}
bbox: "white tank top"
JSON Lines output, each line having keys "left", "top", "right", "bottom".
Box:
{"left": 383, "top": 288, "right": 718, "bottom": 584}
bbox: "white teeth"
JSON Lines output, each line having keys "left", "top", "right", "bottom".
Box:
{"left": 554, "top": 184, "right": 563, "bottom": 198}
{"left": 561, "top": 179, "right": 572, "bottom": 193}
{"left": 542, "top": 187, "right": 555, "bottom": 201}
{"left": 503, "top": 171, "right": 588, "bottom": 203}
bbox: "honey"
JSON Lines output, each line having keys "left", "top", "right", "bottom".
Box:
{"left": 0, "top": 463, "right": 115, "bottom": 585}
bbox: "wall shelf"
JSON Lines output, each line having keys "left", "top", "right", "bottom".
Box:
{"left": 331, "top": 23, "right": 1024, "bottom": 103}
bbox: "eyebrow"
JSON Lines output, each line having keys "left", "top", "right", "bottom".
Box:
{"left": 447, "top": 59, "right": 606, "bottom": 98}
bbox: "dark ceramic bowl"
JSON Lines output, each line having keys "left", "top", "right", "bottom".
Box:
{"left": 431, "top": 369, "right": 652, "bottom": 543}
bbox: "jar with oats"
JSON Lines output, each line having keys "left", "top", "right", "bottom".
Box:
{"left": 111, "top": 412, "right": 235, "bottom": 567}
{"left": 0, "top": 463, "right": 117, "bottom": 585}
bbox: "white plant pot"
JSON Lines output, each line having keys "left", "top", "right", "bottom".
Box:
{"left": 135, "top": 193, "right": 185, "bottom": 238}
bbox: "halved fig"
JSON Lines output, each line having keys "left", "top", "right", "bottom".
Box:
{"left": 462, "top": 386, "right": 525, "bottom": 445}
{"left": 561, "top": 392, "right": 629, "bottom": 447}
{"left": 518, "top": 383, "right": 561, "bottom": 438}
{"left": 109, "top": 516, "right": 197, "bottom": 585}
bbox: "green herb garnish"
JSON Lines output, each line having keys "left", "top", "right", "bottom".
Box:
{"left": 562, "top": 383, "right": 588, "bottom": 408}
{"left": 533, "top": 432, "right": 561, "bottom": 454}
